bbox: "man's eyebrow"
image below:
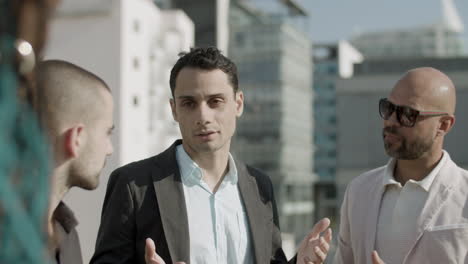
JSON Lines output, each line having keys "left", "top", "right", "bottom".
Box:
{"left": 176, "top": 95, "right": 195, "bottom": 100}
{"left": 207, "top": 93, "right": 226, "bottom": 98}
{"left": 176, "top": 93, "right": 227, "bottom": 100}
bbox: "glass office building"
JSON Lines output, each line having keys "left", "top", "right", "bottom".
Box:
{"left": 229, "top": 0, "right": 315, "bottom": 242}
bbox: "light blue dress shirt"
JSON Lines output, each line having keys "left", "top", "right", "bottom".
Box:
{"left": 176, "top": 145, "right": 254, "bottom": 264}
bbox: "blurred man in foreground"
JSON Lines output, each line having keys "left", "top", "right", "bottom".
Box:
{"left": 37, "top": 60, "right": 114, "bottom": 264}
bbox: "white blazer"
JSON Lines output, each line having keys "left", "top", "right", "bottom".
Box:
{"left": 333, "top": 152, "right": 468, "bottom": 264}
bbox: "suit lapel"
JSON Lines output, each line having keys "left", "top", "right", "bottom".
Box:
{"left": 365, "top": 176, "right": 386, "bottom": 262}
{"left": 237, "top": 163, "right": 268, "bottom": 264}
{"left": 152, "top": 141, "right": 190, "bottom": 263}
{"left": 403, "top": 156, "right": 456, "bottom": 263}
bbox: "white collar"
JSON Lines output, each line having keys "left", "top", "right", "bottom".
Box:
{"left": 382, "top": 150, "right": 448, "bottom": 192}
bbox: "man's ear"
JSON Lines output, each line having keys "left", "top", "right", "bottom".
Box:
{"left": 437, "top": 115, "right": 456, "bottom": 136}
{"left": 235, "top": 91, "right": 244, "bottom": 117}
{"left": 170, "top": 98, "right": 178, "bottom": 122}
{"left": 64, "top": 124, "right": 86, "bottom": 158}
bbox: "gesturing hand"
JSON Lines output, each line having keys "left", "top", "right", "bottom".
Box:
{"left": 145, "top": 238, "right": 186, "bottom": 264}
{"left": 372, "top": 251, "right": 386, "bottom": 264}
{"left": 296, "top": 218, "right": 332, "bottom": 264}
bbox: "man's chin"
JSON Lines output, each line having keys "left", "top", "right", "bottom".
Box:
{"left": 79, "top": 184, "right": 98, "bottom": 191}
{"left": 385, "top": 147, "right": 423, "bottom": 160}
{"left": 384, "top": 145, "right": 400, "bottom": 158}
{"left": 77, "top": 176, "right": 100, "bottom": 190}
{"left": 197, "top": 141, "right": 227, "bottom": 153}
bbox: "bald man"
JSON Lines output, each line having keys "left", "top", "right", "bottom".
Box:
{"left": 36, "top": 60, "right": 114, "bottom": 264}
{"left": 334, "top": 67, "right": 468, "bottom": 264}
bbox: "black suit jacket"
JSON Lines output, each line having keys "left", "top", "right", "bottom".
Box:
{"left": 91, "top": 140, "right": 295, "bottom": 264}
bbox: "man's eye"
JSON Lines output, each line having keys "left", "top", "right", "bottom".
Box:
{"left": 210, "top": 98, "right": 224, "bottom": 105}
{"left": 182, "top": 101, "right": 194, "bottom": 107}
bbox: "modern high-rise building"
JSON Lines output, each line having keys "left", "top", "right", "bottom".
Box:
{"left": 350, "top": 0, "right": 465, "bottom": 58}
{"left": 169, "top": 0, "right": 231, "bottom": 52}
{"left": 153, "top": 0, "right": 172, "bottom": 9}
{"left": 45, "top": 0, "right": 194, "bottom": 261}
{"left": 229, "top": 0, "right": 314, "bottom": 247}
{"left": 312, "top": 41, "right": 362, "bottom": 225}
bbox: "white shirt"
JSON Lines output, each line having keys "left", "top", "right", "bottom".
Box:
{"left": 176, "top": 145, "right": 253, "bottom": 264}
{"left": 375, "top": 151, "right": 448, "bottom": 264}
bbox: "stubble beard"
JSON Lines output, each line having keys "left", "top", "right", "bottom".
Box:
{"left": 383, "top": 127, "right": 433, "bottom": 160}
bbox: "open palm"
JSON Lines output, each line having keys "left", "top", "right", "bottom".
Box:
{"left": 296, "top": 218, "right": 332, "bottom": 264}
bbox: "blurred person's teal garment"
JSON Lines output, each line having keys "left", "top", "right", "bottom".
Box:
{"left": 0, "top": 15, "right": 51, "bottom": 264}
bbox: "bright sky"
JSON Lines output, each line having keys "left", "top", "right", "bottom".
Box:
{"left": 303, "top": 0, "right": 467, "bottom": 49}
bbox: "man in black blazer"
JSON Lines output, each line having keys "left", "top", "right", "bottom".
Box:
{"left": 91, "top": 47, "right": 331, "bottom": 264}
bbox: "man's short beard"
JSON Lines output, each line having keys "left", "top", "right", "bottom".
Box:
{"left": 383, "top": 127, "right": 433, "bottom": 160}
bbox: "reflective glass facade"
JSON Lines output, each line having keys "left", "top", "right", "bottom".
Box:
{"left": 229, "top": 2, "right": 316, "bottom": 241}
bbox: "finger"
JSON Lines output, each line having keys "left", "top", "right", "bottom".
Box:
{"left": 324, "top": 228, "right": 332, "bottom": 243}
{"left": 318, "top": 236, "right": 330, "bottom": 254}
{"left": 303, "top": 256, "right": 314, "bottom": 264}
{"left": 307, "top": 218, "right": 331, "bottom": 240}
{"left": 314, "top": 246, "right": 327, "bottom": 263}
{"left": 145, "top": 238, "right": 166, "bottom": 264}
{"left": 145, "top": 238, "right": 156, "bottom": 259}
{"left": 174, "top": 262, "right": 186, "bottom": 264}
{"left": 372, "top": 250, "right": 385, "bottom": 264}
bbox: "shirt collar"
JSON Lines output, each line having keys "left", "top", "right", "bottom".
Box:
{"left": 176, "top": 144, "right": 238, "bottom": 186}
{"left": 383, "top": 158, "right": 399, "bottom": 187}
{"left": 382, "top": 150, "right": 448, "bottom": 192}
{"left": 52, "top": 201, "right": 78, "bottom": 234}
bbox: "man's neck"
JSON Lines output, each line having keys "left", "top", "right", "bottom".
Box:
{"left": 47, "top": 166, "right": 71, "bottom": 250}
{"left": 183, "top": 144, "right": 230, "bottom": 193}
{"left": 394, "top": 149, "right": 443, "bottom": 185}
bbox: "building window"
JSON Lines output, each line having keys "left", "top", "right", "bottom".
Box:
{"left": 325, "top": 186, "right": 336, "bottom": 199}
{"left": 133, "top": 20, "right": 140, "bottom": 33}
{"left": 235, "top": 32, "right": 245, "bottom": 47}
{"left": 133, "top": 96, "right": 139, "bottom": 107}
{"left": 133, "top": 57, "right": 140, "bottom": 70}
{"left": 328, "top": 65, "right": 337, "bottom": 74}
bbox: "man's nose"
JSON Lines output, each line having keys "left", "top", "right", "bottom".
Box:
{"left": 195, "top": 103, "right": 213, "bottom": 125}
{"left": 384, "top": 111, "right": 400, "bottom": 127}
{"left": 107, "top": 140, "right": 114, "bottom": 156}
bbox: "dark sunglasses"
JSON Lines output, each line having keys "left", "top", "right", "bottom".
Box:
{"left": 379, "top": 98, "right": 448, "bottom": 127}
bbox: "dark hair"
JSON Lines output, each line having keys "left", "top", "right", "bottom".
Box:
{"left": 169, "top": 47, "right": 239, "bottom": 97}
